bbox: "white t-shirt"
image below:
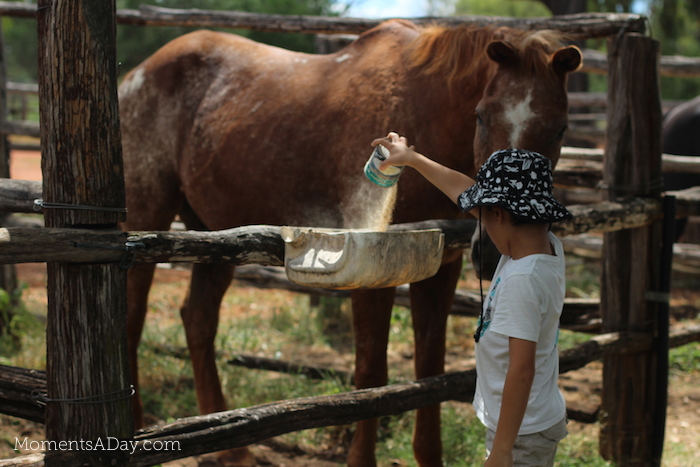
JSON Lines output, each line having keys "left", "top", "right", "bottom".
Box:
{"left": 473, "top": 231, "right": 567, "bottom": 435}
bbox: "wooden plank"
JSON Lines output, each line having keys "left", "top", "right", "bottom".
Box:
{"left": 557, "top": 198, "right": 662, "bottom": 236}
{"left": 3, "top": 155, "right": 698, "bottom": 218}
{"left": 1, "top": 120, "right": 40, "bottom": 138}
{"left": 0, "top": 198, "right": 669, "bottom": 265}
{"left": 554, "top": 158, "right": 604, "bottom": 189}
{"left": 0, "top": 225, "right": 285, "bottom": 265}
{"left": 581, "top": 47, "right": 700, "bottom": 78}
{"left": 0, "top": 364, "right": 45, "bottom": 423}
{"left": 0, "top": 5, "right": 695, "bottom": 78}
{"left": 0, "top": 199, "right": 656, "bottom": 264}
{"left": 0, "top": 179, "right": 41, "bottom": 212}
{"left": 0, "top": 2, "right": 646, "bottom": 38}
{"left": 131, "top": 8, "right": 646, "bottom": 38}
{"left": 561, "top": 147, "right": 700, "bottom": 175}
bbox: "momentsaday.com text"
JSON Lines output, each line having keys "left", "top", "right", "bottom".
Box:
{"left": 15, "top": 437, "right": 181, "bottom": 455}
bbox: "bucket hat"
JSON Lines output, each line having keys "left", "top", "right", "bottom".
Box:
{"left": 458, "top": 149, "right": 571, "bottom": 223}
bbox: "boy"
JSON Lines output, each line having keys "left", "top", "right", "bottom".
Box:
{"left": 373, "top": 132, "right": 570, "bottom": 467}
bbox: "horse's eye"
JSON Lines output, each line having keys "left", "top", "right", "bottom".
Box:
{"left": 556, "top": 125, "right": 568, "bottom": 140}
{"left": 475, "top": 112, "right": 484, "bottom": 126}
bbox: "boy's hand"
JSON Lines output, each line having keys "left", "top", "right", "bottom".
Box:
{"left": 370, "top": 131, "right": 476, "bottom": 205}
{"left": 371, "top": 132, "right": 415, "bottom": 170}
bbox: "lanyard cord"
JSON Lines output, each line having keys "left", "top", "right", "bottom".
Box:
{"left": 474, "top": 207, "right": 485, "bottom": 343}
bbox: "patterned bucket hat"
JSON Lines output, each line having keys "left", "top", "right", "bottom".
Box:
{"left": 458, "top": 149, "right": 571, "bottom": 223}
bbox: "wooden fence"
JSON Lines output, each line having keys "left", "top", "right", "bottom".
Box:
{"left": 0, "top": 5, "right": 700, "bottom": 467}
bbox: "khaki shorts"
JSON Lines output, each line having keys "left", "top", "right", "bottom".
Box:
{"left": 485, "top": 417, "right": 568, "bottom": 467}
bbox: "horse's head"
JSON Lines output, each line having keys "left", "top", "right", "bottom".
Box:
{"left": 474, "top": 31, "right": 582, "bottom": 165}
{"left": 471, "top": 30, "right": 582, "bottom": 278}
{"left": 408, "top": 25, "right": 580, "bottom": 168}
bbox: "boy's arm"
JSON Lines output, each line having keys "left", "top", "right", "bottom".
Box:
{"left": 373, "top": 133, "right": 476, "bottom": 206}
{"left": 485, "top": 337, "right": 537, "bottom": 467}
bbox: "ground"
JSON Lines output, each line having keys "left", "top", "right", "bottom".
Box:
{"left": 1, "top": 150, "right": 699, "bottom": 466}
{"left": 3, "top": 263, "right": 699, "bottom": 466}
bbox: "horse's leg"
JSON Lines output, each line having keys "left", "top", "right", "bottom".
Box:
{"left": 180, "top": 262, "right": 254, "bottom": 466}
{"left": 126, "top": 263, "right": 157, "bottom": 428}
{"left": 409, "top": 251, "right": 463, "bottom": 467}
{"left": 124, "top": 185, "right": 180, "bottom": 429}
{"left": 347, "top": 287, "right": 395, "bottom": 467}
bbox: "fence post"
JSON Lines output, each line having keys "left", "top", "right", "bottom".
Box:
{"left": 37, "top": 1, "right": 132, "bottom": 465}
{"left": 599, "top": 33, "right": 663, "bottom": 465}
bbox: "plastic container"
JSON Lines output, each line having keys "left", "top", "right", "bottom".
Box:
{"left": 364, "top": 145, "right": 404, "bottom": 187}
{"left": 281, "top": 226, "right": 444, "bottom": 289}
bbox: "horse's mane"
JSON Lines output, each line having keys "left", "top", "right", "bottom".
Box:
{"left": 409, "top": 24, "right": 569, "bottom": 89}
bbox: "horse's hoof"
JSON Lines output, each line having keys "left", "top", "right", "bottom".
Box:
{"left": 215, "top": 447, "right": 256, "bottom": 467}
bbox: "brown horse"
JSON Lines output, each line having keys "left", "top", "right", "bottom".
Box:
{"left": 119, "top": 20, "right": 581, "bottom": 466}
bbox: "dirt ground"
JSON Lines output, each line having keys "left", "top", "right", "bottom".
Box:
{"left": 2, "top": 151, "right": 699, "bottom": 465}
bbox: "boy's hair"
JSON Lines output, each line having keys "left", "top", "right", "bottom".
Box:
{"left": 482, "top": 205, "right": 549, "bottom": 228}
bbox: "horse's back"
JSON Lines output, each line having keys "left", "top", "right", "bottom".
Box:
{"left": 119, "top": 30, "right": 290, "bottom": 155}
{"left": 119, "top": 21, "right": 419, "bottom": 123}
{"left": 119, "top": 23, "right": 428, "bottom": 230}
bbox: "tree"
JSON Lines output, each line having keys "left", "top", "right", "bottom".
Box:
{"left": 538, "top": 0, "right": 587, "bottom": 14}
{"left": 116, "top": 0, "right": 340, "bottom": 76}
{"left": 648, "top": 0, "right": 700, "bottom": 99}
{"left": 587, "top": 0, "right": 700, "bottom": 100}
{"left": 539, "top": 0, "right": 700, "bottom": 100}
{"left": 1, "top": 16, "right": 37, "bottom": 83}
{"left": 453, "top": 0, "right": 551, "bottom": 17}
{"left": 587, "top": 0, "right": 635, "bottom": 12}
{"left": 1, "top": 0, "right": 342, "bottom": 84}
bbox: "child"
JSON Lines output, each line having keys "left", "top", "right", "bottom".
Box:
{"left": 372, "top": 132, "right": 570, "bottom": 467}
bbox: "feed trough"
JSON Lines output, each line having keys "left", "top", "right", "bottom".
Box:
{"left": 281, "top": 226, "right": 445, "bottom": 289}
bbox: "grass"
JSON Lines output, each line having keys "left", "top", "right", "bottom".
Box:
{"left": 0, "top": 285, "right": 45, "bottom": 369}
{"left": 565, "top": 256, "right": 601, "bottom": 299}
{"left": 670, "top": 342, "right": 700, "bottom": 373}
{"left": 1, "top": 262, "right": 698, "bottom": 466}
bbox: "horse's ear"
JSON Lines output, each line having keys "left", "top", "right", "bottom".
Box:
{"left": 552, "top": 45, "right": 583, "bottom": 75}
{"left": 487, "top": 41, "right": 518, "bottom": 66}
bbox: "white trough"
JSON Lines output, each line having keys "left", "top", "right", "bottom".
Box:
{"left": 281, "top": 227, "right": 445, "bottom": 289}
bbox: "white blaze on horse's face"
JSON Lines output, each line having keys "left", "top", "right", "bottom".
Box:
{"left": 504, "top": 90, "right": 535, "bottom": 149}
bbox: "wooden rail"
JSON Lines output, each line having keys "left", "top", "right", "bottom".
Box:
{"left": 0, "top": 4, "right": 694, "bottom": 78}
{"left": 581, "top": 47, "right": 700, "bottom": 78}
{"left": 0, "top": 3, "right": 645, "bottom": 39}
{"left": 0, "top": 198, "right": 667, "bottom": 264}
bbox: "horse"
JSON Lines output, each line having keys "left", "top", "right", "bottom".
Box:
{"left": 662, "top": 94, "right": 700, "bottom": 241}
{"left": 118, "top": 19, "right": 581, "bottom": 466}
